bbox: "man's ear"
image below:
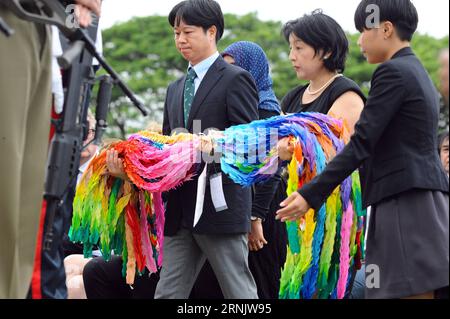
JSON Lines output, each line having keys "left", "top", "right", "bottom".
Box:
{"left": 382, "top": 21, "right": 395, "bottom": 39}
{"left": 208, "top": 25, "right": 217, "bottom": 41}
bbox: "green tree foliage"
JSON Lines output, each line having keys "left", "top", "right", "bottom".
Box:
{"left": 99, "top": 13, "right": 448, "bottom": 138}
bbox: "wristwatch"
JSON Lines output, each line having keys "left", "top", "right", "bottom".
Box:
{"left": 251, "top": 216, "right": 263, "bottom": 222}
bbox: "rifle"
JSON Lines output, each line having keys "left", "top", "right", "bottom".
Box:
{"left": 3, "top": 0, "right": 148, "bottom": 250}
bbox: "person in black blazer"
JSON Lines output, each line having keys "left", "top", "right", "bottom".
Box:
{"left": 277, "top": 0, "right": 449, "bottom": 299}
{"left": 105, "top": 0, "right": 259, "bottom": 299}
{"left": 156, "top": 0, "right": 259, "bottom": 299}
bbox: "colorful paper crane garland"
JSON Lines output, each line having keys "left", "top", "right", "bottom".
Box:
{"left": 70, "top": 112, "right": 365, "bottom": 298}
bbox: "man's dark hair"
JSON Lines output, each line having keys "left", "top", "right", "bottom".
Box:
{"left": 169, "top": 0, "right": 224, "bottom": 43}
{"left": 354, "top": 0, "right": 418, "bottom": 41}
{"left": 282, "top": 10, "right": 349, "bottom": 73}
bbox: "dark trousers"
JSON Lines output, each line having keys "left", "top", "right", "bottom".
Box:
{"left": 84, "top": 256, "right": 239, "bottom": 299}
{"left": 28, "top": 185, "right": 75, "bottom": 299}
{"left": 83, "top": 256, "right": 160, "bottom": 299}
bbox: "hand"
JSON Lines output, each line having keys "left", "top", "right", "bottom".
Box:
{"left": 199, "top": 135, "right": 214, "bottom": 154}
{"left": 198, "top": 130, "right": 224, "bottom": 154}
{"left": 74, "top": 5, "right": 92, "bottom": 27}
{"left": 248, "top": 219, "right": 268, "bottom": 252}
{"left": 275, "top": 192, "right": 311, "bottom": 222}
{"left": 75, "top": 0, "right": 101, "bottom": 16}
{"left": 207, "top": 130, "right": 225, "bottom": 140}
{"left": 106, "top": 149, "right": 130, "bottom": 181}
{"left": 74, "top": 0, "right": 101, "bottom": 27}
{"left": 277, "top": 137, "right": 294, "bottom": 161}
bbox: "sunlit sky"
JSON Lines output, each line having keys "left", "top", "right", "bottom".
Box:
{"left": 100, "top": 0, "right": 449, "bottom": 38}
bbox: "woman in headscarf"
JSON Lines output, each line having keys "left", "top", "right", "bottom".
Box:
{"left": 222, "top": 41, "right": 281, "bottom": 118}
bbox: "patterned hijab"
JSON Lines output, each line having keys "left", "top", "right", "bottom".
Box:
{"left": 222, "top": 41, "right": 281, "bottom": 114}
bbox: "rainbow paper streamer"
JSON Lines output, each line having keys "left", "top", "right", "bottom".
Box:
{"left": 70, "top": 112, "right": 365, "bottom": 293}
{"left": 215, "top": 112, "right": 365, "bottom": 299}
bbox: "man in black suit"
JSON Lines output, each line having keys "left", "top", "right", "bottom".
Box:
{"left": 277, "top": 0, "right": 449, "bottom": 299}
{"left": 154, "top": 0, "right": 259, "bottom": 299}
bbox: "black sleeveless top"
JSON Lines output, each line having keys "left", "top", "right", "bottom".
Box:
{"left": 281, "top": 76, "right": 366, "bottom": 114}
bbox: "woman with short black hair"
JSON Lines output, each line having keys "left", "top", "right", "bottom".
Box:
{"left": 278, "top": 10, "right": 365, "bottom": 164}
{"left": 354, "top": 0, "right": 418, "bottom": 42}
{"left": 282, "top": 9, "right": 349, "bottom": 74}
{"left": 276, "top": 11, "right": 365, "bottom": 299}
{"left": 277, "top": 0, "right": 449, "bottom": 299}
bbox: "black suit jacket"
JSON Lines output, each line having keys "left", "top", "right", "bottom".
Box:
{"left": 162, "top": 56, "right": 259, "bottom": 236}
{"left": 300, "top": 47, "right": 449, "bottom": 209}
